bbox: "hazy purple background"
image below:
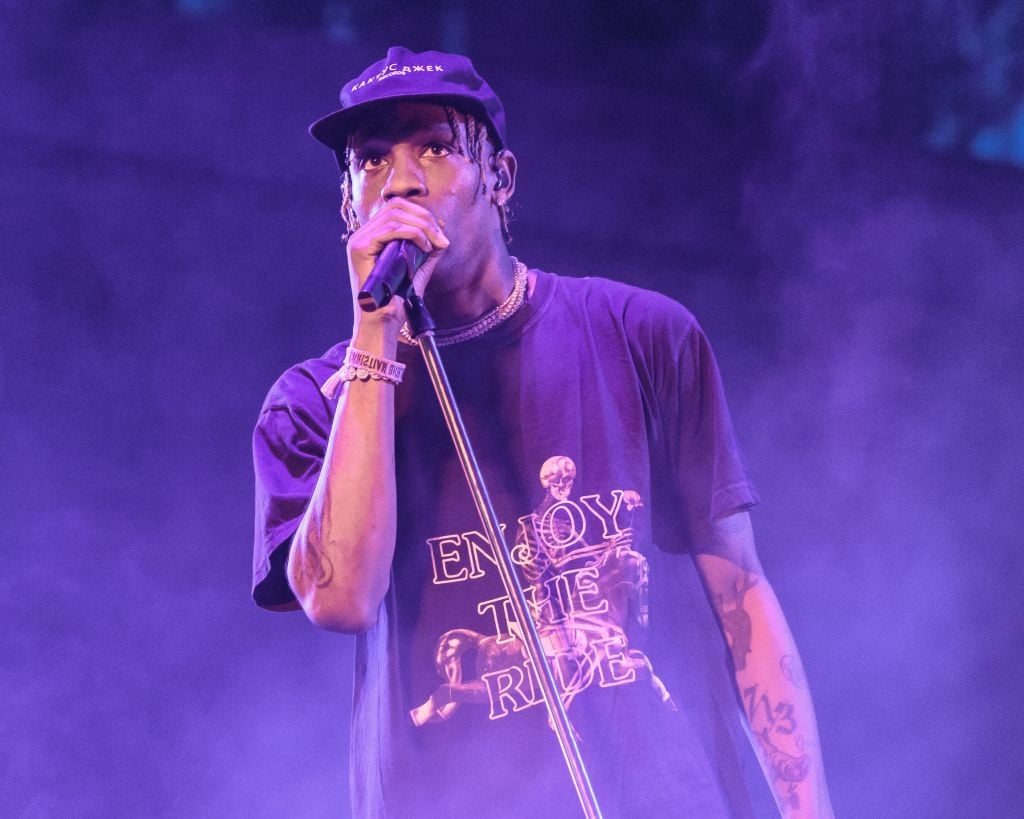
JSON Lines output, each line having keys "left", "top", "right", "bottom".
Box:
{"left": 3, "top": 1, "right": 1022, "bottom": 816}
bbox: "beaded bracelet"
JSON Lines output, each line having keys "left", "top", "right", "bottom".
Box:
{"left": 320, "top": 346, "right": 405, "bottom": 398}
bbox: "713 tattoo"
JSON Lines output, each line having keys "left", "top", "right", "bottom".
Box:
{"left": 743, "top": 684, "right": 798, "bottom": 736}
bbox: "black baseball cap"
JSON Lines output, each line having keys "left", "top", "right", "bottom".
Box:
{"left": 309, "top": 46, "right": 508, "bottom": 151}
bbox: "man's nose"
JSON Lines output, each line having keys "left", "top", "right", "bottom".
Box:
{"left": 382, "top": 149, "right": 426, "bottom": 200}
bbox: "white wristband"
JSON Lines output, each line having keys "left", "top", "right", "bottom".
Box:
{"left": 320, "top": 346, "right": 405, "bottom": 398}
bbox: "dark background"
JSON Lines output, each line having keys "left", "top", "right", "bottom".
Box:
{"left": 3, "top": 0, "right": 1022, "bottom": 815}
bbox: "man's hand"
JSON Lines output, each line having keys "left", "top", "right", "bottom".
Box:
{"left": 345, "top": 198, "right": 450, "bottom": 333}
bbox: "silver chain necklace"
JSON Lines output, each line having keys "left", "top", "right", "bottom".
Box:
{"left": 398, "top": 257, "right": 529, "bottom": 347}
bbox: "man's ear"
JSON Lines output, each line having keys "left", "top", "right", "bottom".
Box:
{"left": 490, "top": 149, "right": 518, "bottom": 202}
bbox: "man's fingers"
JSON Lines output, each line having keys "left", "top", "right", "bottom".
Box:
{"left": 363, "top": 221, "right": 434, "bottom": 255}
{"left": 352, "top": 210, "right": 448, "bottom": 262}
{"left": 364, "top": 199, "right": 448, "bottom": 249}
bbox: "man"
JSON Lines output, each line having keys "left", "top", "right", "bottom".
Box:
{"left": 253, "top": 46, "right": 833, "bottom": 818}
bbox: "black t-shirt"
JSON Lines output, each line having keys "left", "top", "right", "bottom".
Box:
{"left": 253, "top": 271, "right": 774, "bottom": 817}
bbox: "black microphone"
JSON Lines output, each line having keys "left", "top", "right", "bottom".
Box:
{"left": 357, "top": 240, "right": 427, "bottom": 312}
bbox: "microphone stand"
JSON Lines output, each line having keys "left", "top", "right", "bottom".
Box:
{"left": 400, "top": 289, "right": 604, "bottom": 819}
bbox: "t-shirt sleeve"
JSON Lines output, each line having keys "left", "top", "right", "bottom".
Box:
{"left": 651, "top": 314, "right": 760, "bottom": 554}
{"left": 251, "top": 373, "right": 332, "bottom": 610}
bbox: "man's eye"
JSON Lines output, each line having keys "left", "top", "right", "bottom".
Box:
{"left": 357, "top": 155, "right": 386, "bottom": 171}
{"left": 424, "top": 143, "right": 452, "bottom": 157}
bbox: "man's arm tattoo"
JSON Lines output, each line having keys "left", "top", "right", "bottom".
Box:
{"left": 755, "top": 727, "right": 811, "bottom": 810}
{"left": 744, "top": 684, "right": 811, "bottom": 809}
{"left": 743, "top": 685, "right": 799, "bottom": 735}
{"left": 299, "top": 539, "right": 334, "bottom": 588}
{"left": 712, "top": 572, "right": 758, "bottom": 671}
{"left": 780, "top": 654, "right": 807, "bottom": 689}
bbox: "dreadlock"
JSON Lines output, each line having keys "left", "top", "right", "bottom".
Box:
{"left": 338, "top": 106, "right": 512, "bottom": 244}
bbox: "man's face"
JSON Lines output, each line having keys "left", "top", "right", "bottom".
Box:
{"left": 347, "top": 102, "right": 501, "bottom": 279}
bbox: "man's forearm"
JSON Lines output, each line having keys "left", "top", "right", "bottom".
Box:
{"left": 288, "top": 324, "right": 400, "bottom": 633}
{"left": 710, "top": 562, "right": 833, "bottom": 817}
